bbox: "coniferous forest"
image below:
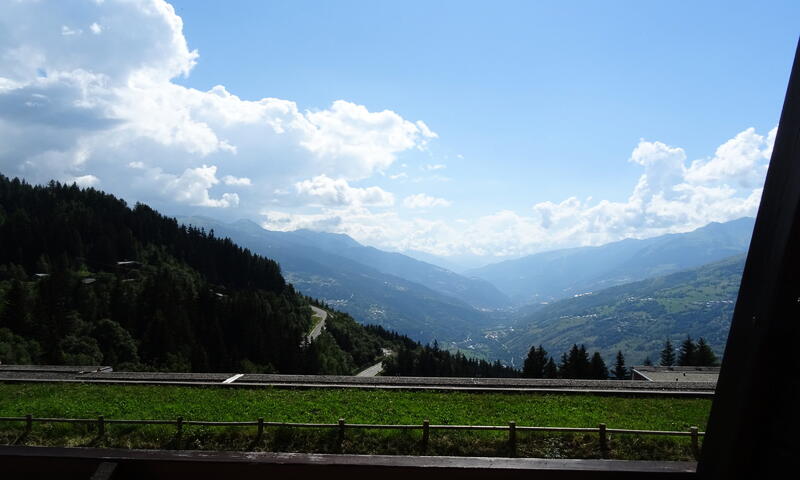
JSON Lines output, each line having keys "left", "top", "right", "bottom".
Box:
{"left": 0, "top": 175, "right": 396, "bottom": 373}
{"left": 0, "top": 175, "right": 675, "bottom": 378}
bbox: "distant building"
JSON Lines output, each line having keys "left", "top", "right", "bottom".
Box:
{"left": 631, "top": 365, "right": 719, "bottom": 383}
{"left": 116, "top": 260, "right": 140, "bottom": 266}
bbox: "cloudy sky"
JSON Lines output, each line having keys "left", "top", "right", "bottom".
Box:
{"left": 0, "top": 1, "right": 797, "bottom": 265}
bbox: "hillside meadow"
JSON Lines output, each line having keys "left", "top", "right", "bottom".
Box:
{"left": 0, "top": 383, "right": 711, "bottom": 460}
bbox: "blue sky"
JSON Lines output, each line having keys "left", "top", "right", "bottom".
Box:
{"left": 1, "top": 1, "right": 798, "bottom": 264}
{"left": 171, "top": 0, "right": 795, "bottom": 205}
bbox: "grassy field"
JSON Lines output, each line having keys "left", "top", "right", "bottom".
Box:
{"left": 0, "top": 383, "right": 711, "bottom": 460}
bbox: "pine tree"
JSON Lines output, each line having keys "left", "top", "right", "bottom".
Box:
{"left": 543, "top": 358, "right": 558, "bottom": 378}
{"left": 660, "top": 339, "right": 676, "bottom": 366}
{"left": 559, "top": 344, "right": 592, "bottom": 379}
{"left": 576, "top": 344, "right": 591, "bottom": 378}
{"left": 590, "top": 352, "right": 608, "bottom": 379}
{"left": 613, "top": 350, "right": 628, "bottom": 379}
{"left": 695, "top": 338, "right": 718, "bottom": 366}
{"left": 678, "top": 335, "right": 697, "bottom": 366}
{"left": 522, "top": 345, "right": 548, "bottom": 378}
{"left": 643, "top": 356, "right": 653, "bottom": 366}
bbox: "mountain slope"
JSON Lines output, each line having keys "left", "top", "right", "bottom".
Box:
{"left": 468, "top": 217, "right": 754, "bottom": 304}
{"left": 500, "top": 254, "right": 745, "bottom": 365}
{"left": 0, "top": 175, "right": 395, "bottom": 374}
{"left": 178, "top": 217, "right": 496, "bottom": 346}
{"left": 283, "top": 228, "right": 510, "bottom": 309}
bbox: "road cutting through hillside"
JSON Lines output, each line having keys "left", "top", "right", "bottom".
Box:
{"left": 307, "top": 306, "right": 328, "bottom": 343}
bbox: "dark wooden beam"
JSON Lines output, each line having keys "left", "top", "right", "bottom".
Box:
{"left": 698, "top": 37, "right": 800, "bottom": 478}
{"left": 0, "top": 446, "right": 696, "bottom": 480}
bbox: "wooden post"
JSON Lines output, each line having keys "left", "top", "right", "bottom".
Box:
{"left": 509, "top": 421, "right": 517, "bottom": 457}
{"left": 176, "top": 416, "right": 183, "bottom": 450}
{"left": 25, "top": 414, "right": 32, "bottom": 434}
{"left": 98, "top": 415, "right": 105, "bottom": 437}
{"left": 690, "top": 426, "right": 700, "bottom": 459}
{"left": 599, "top": 423, "right": 608, "bottom": 455}
{"left": 422, "top": 420, "right": 430, "bottom": 450}
{"left": 338, "top": 418, "right": 345, "bottom": 446}
{"left": 256, "top": 417, "right": 264, "bottom": 443}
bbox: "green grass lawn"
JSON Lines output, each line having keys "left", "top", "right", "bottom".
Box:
{"left": 0, "top": 383, "right": 711, "bottom": 460}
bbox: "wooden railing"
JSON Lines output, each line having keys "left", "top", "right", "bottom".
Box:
{"left": 0, "top": 415, "right": 704, "bottom": 459}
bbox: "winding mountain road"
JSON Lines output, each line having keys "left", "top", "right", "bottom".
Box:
{"left": 355, "top": 349, "right": 393, "bottom": 377}
{"left": 306, "top": 306, "right": 328, "bottom": 343}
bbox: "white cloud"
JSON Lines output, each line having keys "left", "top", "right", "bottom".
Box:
{"left": 61, "top": 26, "right": 82, "bottom": 36}
{"left": 71, "top": 174, "right": 99, "bottom": 187}
{"left": 0, "top": 0, "right": 774, "bottom": 259}
{"left": 0, "top": 0, "right": 433, "bottom": 212}
{"left": 403, "top": 193, "right": 451, "bottom": 208}
{"left": 222, "top": 175, "right": 251, "bottom": 186}
{"left": 260, "top": 206, "right": 459, "bottom": 256}
{"left": 156, "top": 164, "right": 239, "bottom": 208}
{"left": 423, "top": 163, "right": 446, "bottom": 171}
{"left": 294, "top": 174, "right": 394, "bottom": 207}
{"left": 262, "top": 127, "right": 774, "bottom": 258}
{"left": 685, "top": 127, "right": 772, "bottom": 188}
{"left": 302, "top": 100, "right": 437, "bottom": 180}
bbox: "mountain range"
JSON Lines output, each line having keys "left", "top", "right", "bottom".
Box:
{"left": 178, "top": 217, "right": 503, "bottom": 347}
{"left": 466, "top": 217, "right": 754, "bottom": 305}
{"left": 180, "top": 215, "right": 754, "bottom": 363}
{"left": 498, "top": 253, "right": 745, "bottom": 365}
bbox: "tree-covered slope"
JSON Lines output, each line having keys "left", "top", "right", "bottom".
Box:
{"left": 177, "top": 216, "right": 497, "bottom": 347}
{"left": 0, "top": 175, "right": 397, "bottom": 374}
{"left": 501, "top": 254, "right": 745, "bottom": 365}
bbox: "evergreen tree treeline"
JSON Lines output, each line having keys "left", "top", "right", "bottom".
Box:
{"left": 521, "top": 344, "right": 610, "bottom": 380}
{"left": 0, "top": 175, "right": 387, "bottom": 373}
{"left": 658, "top": 336, "right": 718, "bottom": 367}
{"left": 381, "top": 339, "right": 519, "bottom": 378}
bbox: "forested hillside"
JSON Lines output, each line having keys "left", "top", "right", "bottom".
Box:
{"left": 501, "top": 254, "right": 745, "bottom": 365}
{"left": 0, "top": 175, "right": 393, "bottom": 374}
{"left": 177, "top": 216, "right": 497, "bottom": 348}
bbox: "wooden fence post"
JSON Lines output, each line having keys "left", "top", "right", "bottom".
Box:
{"left": 690, "top": 426, "right": 700, "bottom": 459}
{"left": 25, "top": 414, "right": 32, "bottom": 435}
{"left": 509, "top": 421, "right": 517, "bottom": 457}
{"left": 422, "top": 420, "right": 430, "bottom": 450}
{"left": 176, "top": 416, "right": 183, "bottom": 450}
{"left": 599, "top": 423, "right": 608, "bottom": 455}
{"left": 256, "top": 417, "right": 264, "bottom": 443}
{"left": 98, "top": 415, "right": 105, "bottom": 437}
{"left": 338, "top": 418, "right": 345, "bottom": 446}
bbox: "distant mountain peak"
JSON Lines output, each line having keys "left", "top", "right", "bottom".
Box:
{"left": 468, "top": 216, "right": 755, "bottom": 305}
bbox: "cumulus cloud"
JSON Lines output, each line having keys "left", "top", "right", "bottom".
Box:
{"left": 685, "top": 127, "right": 774, "bottom": 188}
{"left": 262, "top": 127, "right": 774, "bottom": 258}
{"left": 491, "top": 130, "right": 775, "bottom": 254}
{"left": 222, "top": 175, "right": 252, "bottom": 186}
{"left": 294, "top": 174, "right": 394, "bottom": 207}
{"left": 403, "top": 193, "right": 451, "bottom": 209}
{"left": 127, "top": 164, "right": 239, "bottom": 208}
{"left": 302, "top": 101, "right": 437, "bottom": 180}
{"left": 0, "top": 0, "right": 433, "bottom": 212}
{"left": 0, "top": 0, "right": 774, "bottom": 259}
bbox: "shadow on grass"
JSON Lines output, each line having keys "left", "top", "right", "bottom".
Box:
{"left": 0, "top": 425, "right": 700, "bottom": 461}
